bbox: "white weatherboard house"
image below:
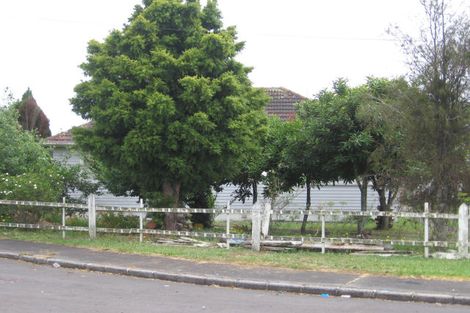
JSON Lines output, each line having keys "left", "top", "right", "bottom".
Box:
{"left": 216, "top": 88, "right": 380, "bottom": 211}
{"left": 46, "top": 88, "right": 380, "bottom": 211}
{"left": 45, "top": 122, "right": 141, "bottom": 208}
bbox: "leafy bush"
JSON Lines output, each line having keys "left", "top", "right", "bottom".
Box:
{"left": 67, "top": 216, "right": 88, "bottom": 227}
{"left": 97, "top": 213, "right": 139, "bottom": 229}
{"left": 185, "top": 189, "right": 215, "bottom": 229}
{"left": 146, "top": 212, "right": 166, "bottom": 229}
{"left": 0, "top": 104, "right": 100, "bottom": 223}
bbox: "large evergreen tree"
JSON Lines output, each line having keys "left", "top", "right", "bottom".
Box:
{"left": 70, "top": 0, "right": 267, "bottom": 229}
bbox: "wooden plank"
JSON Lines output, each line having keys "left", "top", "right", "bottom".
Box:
{"left": 0, "top": 199, "right": 87, "bottom": 209}
{"left": 300, "top": 243, "right": 385, "bottom": 252}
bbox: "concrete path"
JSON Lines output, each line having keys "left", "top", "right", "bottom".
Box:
{"left": 0, "top": 239, "right": 469, "bottom": 305}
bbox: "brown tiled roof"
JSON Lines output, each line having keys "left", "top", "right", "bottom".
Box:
{"left": 45, "top": 122, "right": 93, "bottom": 145}
{"left": 46, "top": 88, "right": 305, "bottom": 144}
{"left": 263, "top": 87, "right": 307, "bottom": 121}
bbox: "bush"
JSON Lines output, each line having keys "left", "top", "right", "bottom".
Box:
{"left": 0, "top": 103, "right": 99, "bottom": 224}
{"left": 190, "top": 213, "right": 214, "bottom": 229}
{"left": 146, "top": 212, "right": 166, "bottom": 229}
{"left": 0, "top": 170, "right": 64, "bottom": 223}
{"left": 67, "top": 216, "right": 88, "bottom": 227}
{"left": 185, "top": 190, "right": 215, "bottom": 229}
{"left": 97, "top": 213, "right": 139, "bottom": 229}
{"left": 0, "top": 207, "right": 14, "bottom": 223}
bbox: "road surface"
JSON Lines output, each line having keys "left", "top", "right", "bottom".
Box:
{"left": 0, "top": 258, "right": 467, "bottom": 313}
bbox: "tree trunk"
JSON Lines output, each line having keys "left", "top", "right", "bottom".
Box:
{"left": 162, "top": 181, "right": 190, "bottom": 231}
{"left": 300, "top": 176, "right": 311, "bottom": 235}
{"left": 356, "top": 176, "right": 368, "bottom": 235}
{"left": 376, "top": 189, "right": 392, "bottom": 229}
{"left": 432, "top": 181, "right": 453, "bottom": 241}
{"left": 252, "top": 181, "right": 258, "bottom": 204}
{"left": 371, "top": 176, "right": 393, "bottom": 230}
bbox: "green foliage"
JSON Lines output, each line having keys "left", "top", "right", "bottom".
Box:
{"left": 355, "top": 77, "right": 413, "bottom": 217}
{"left": 262, "top": 117, "right": 298, "bottom": 199}
{"left": 391, "top": 0, "right": 470, "bottom": 215}
{"left": 0, "top": 106, "right": 52, "bottom": 176}
{"left": 71, "top": 0, "right": 267, "bottom": 210}
{"left": 0, "top": 171, "right": 62, "bottom": 201}
{"left": 40, "top": 211, "right": 63, "bottom": 224}
{"left": 297, "top": 78, "right": 406, "bottom": 186}
{"left": 201, "top": 0, "right": 222, "bottom": 31}
{"left": 292, "top": 78, "right": 413, "bottom": 230}
{"left": 54, "top": 161, "right": 101, "bottom": 203}
{"left": 458, "top": 192, "right": 470, "bottom": 205}
{"left": 98, "top": 213, "right": 139, "bottom": 229}
{"left": 0, "top": 105, "right": 99, "bottom": 202}
{"left": 230, "top": 111, "right": 269, "bottom": 204}
{"left": 67, "top": 216, "right": 89, "bottom": 227}
{"left": 0, "top": 106, "right": 61, "bottom": 201}
{"left": 184, "top": 188, "right": 216, "bottom": 228}
{"left": 295, "top": 80, "right": 371, "bottom": 185}
{"left": 0, "top": 102, "right": 99, "bottom": 222}
{"left": 146, "top": 212, "right": 166, "bottom": 229}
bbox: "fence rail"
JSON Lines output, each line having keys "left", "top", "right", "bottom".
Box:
{"left": 0, "top": 222, "right": 246, "bottom": 239}
{"left": 0, "top": 199, "right": 459, "bottom": 219}
{"left": 95, "top": 206, "right": 251, "bottom": 214}
{"left": 0, "top": 199, "right": 87, "bottom": 209}
{"left": 0, "top": 196, "right": 468, "bottom": 258}
{"left": 263, "top": 235, "right": 453, "bottom": 248}
{"left": 272, "top": 209, "right": 459, "bottom": 219}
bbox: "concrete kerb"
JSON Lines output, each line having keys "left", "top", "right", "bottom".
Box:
{"left": 1, "top": 251, "right": 469, "bottom": 306}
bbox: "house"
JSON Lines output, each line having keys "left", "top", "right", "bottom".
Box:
{"left": 46, "top": 87, "right": 379, "bottom": 211}
{"left": 263, "top": 87, "right": 306, "bottom": 121}
{"left": 45, "top": 123, "right": 141, "bottom": 208}
{"left": 214, "top": 88, "right": 380, "bottom": 211}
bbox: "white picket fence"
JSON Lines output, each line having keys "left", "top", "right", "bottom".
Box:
{"left": 0, "top": 196, "right": 468, "bottom": 258}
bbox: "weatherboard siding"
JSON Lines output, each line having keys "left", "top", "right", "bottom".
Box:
{"left": 214, "top": 183, "right": 381, "bottom": 211}
{"left": 52, "top": 147, "right": 83, "bottom": 166}
{"left": 51, "top": 146, "right": 141, "bottom": 208}
{"left": 50, "top": 147, "right": 383, "bottom": 212}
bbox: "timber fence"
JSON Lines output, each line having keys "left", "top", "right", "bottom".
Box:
{"left": 0, "top": 196, "right": 468, "bottom": 258}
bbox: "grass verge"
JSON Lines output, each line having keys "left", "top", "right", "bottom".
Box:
{"left": 1, "top": 228, "right": 469, "bottom": 281}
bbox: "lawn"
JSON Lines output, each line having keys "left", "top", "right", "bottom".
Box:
{"left": 1, "top": 228, "right": 469, "bottom": 281}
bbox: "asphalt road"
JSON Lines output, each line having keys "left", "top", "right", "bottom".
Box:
{"left": 0, "top": 258, "right": 467, "bottom": 313}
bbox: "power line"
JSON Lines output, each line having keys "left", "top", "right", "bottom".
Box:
{"left": 243, "top": 32, "right": 397, "bottom": 42}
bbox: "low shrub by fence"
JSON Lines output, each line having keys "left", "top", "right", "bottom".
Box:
{"left": 0, "top": 196, "right": 468, "bottom": 258}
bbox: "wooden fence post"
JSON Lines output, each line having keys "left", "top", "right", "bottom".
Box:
{"left": 261, "top": 202, "right": 271, "bottom": 238}
{"left": 226, "top": 201, "right": 231, "bottom": 249}
{"left": 62, "top": 197, "right": 66, "bottom": 239}
{"left": 252, "top": 202, "right": 261, "bottom": 252}
{"left": 321, "top": 212, "right": 326, "bottom": 254}
{"left": 88, "top": 194, "right": 96, "bottom": 240}
{"left": 458, "top": 203, "right": 469, "bottom": 258}
{"left": 424, "top": 202, "right": 429, "bottom": 258}
{"left": 139, "top": 199, "right": 144, "bottom": 243}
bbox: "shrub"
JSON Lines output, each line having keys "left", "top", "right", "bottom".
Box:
{"left": 97, "top": 213, "right": 139, "bottom": 229}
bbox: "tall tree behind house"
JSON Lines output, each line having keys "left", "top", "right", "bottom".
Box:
{"left": 16, "top": 88, "right": 51, "bottom": 138}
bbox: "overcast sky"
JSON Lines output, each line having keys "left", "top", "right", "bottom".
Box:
{"left": 0, "top": 0, "right": 468, "bottom": 134}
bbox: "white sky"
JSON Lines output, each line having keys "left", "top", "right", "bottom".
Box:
{"left": 0, "top": 0, "right": 468, "bottom": 134}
